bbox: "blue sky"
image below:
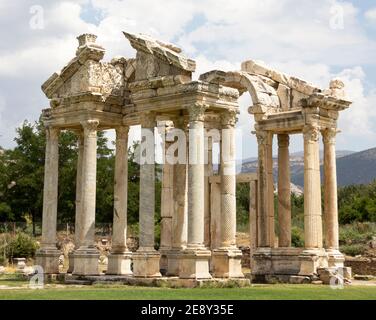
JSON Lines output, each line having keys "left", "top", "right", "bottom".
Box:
{"left": 0, "top": 0, "right": 375, "bottom": 160}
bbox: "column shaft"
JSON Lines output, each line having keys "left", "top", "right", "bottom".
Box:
{"left": 256, "top": 131, "right": 274, "bottom": 247}
{"left": 112, "top": 126, "right": 129, "bottom": 252}
{"left": 139, "top": 116, "right": 156, "bottom": 250}
{"left": 219, "top": 114, "right": 237, "bottom": 248}
{"left": 75, "top": 132, "right": 84, "bottom": 248}
{"left": 277, "top": 134, "right": 291, "bottom": 247}
{"left": 36, "top": 126, "right": 61, "bottom": 273}
{"left": 303, "top": 125, "right": 323, "bottom": 249}
{"left": 41, "top": 127, "right": 60, "bottom": 249}
{"left": 80, "top": 120, "right": 98, "bottom": 248}
{"left": 323, "top": 128, "right": 339, "bottom": 250}
{"left": 187, "top": 110, "right": 206, "bottom": 247}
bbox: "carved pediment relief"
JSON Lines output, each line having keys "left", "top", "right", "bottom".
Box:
{"left": 41, "top": 34, "right": 127, "bottom": 107}
{"left": 123, "top": 31, "right": 196, "bottom": 82}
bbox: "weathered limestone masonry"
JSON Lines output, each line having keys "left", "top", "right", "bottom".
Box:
{"left": 38, "top": 32, "right": 351, "bottom": 285}
{"left": 200, "top": 61, "right": 351, "bottom": 282}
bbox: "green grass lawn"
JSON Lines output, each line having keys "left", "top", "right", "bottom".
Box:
{"left": 0, "top": 283, "right": 375, "bottom": 300}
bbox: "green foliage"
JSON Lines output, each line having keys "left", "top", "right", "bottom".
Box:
{"left": 236, "top": 183, "right": 250, "bottom": 227}
{"left": 340, "top": 244, "right": 368, "bottom": 257}
{"left": 7, "top": 232, "right": 38, "bottom": 259}
{"left": 338, "top": 181, "right": 376, "bottom": 224}
{"left": 291, "top": 226, "right": 304, "bottom": 247}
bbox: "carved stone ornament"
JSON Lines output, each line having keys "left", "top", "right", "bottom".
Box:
{"left": 45, "top": 126, "right": 60, "bottom": 141}
{"left": 188, "top": 103, "right": 207, "bottom": 122}
{"left": 255, "top": 130, "right": 268, "bottom": 145}
{"left": 140, "top": 111, "right": 156, "bottom": 128}
{"left": 81, "top": 120, "right": 99, "bottom": 137}
{"left": 220, "top": 110, "right": 238, "bottom": 128}
{"left": 277, "top": 134, "right": 290, "bottom": 148}
{"left": 322, "top": 128, "right": 337, "bottom": 145}
{"left": 303, "top": 125, "right": 320, "bottom": 142}
{"left": 116, "top": 126, "right": 129, "bottom": 140}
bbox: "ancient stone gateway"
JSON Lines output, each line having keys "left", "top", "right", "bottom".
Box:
{"left": 36, "top": 32, "right": 351, "bottom": 285}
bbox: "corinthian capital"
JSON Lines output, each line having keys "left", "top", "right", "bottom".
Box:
{"left": 45, "top": 126, "right": 60, "bottom": 141}
{"left": 322, "top": 128, "right": 338, "bottom": 145}
{"left": 188, "top": 103, "right": 207, "bottom": 122}
{"left": 221, "top": 109, "right": 238, "bottom": 128}
{"left": 116, "top": 126, "right": 129, "bottom": 140}
{"left": 303, "top": 125, "right": 320, "bottom": 142}
{"left": 140, "top": 111, "right": 156, "bottom": 128}
{"left": 277, "top": 134, "right": 290, "bottom": 148}
{"left": 255, "top": 130, "right": 268, "bottom": 145}
{"left": 81, "top": 120, "right": 99, "bottom": 138}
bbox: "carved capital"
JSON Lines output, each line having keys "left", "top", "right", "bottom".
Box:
{"left": 81, "top": 120, "right": 99, "bottom": 138}
{"left": 322, "top": 128, "right": 337, "bottom": 145}
{"left": 45, "top": 126, "right": 60, "bottom": 141}
{"left": 188, "top": 103, "right": 207, "bottom": 122}
{"left": 277, "top": 134, "right": 290, "bottom": 148}
{"left": 116, "top": 126, "right": 129, "bottom": 140}
{"left": 255, "top": 130, "right": 268, "bottom": 145}
{"left": 140, "top": 111, "right": 156, "bottom": 128}
{"left": 303, "top": 125, "right": 320, "bottom": 142}
{"left": 221, "top": 110, "right": 238, "bottom": 128}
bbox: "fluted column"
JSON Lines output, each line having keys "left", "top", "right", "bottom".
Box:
{"left": 255, "top": 130, "right": 274, "bottom": 247}
{"left": 68, "top": 131, "right": 84, "bottom": 273}
{"left": 167, "top": 119, "right": 188, "bottom": 276}
{"left": 35, "top": 126, "right": 61, "bottom": 274}
{"left": 73, "top": 120, "right": 100, "bottom": 276}
{"left": 133, "top": 112, "right": 161, "bottom": 277}
{"left": 277, "top": 134, "right": 291, "bottom": 247}
{"left": 179, "top": 103, "right": 211, "bottom": 279}
{"left": 323, "top": 128, "right": 344, "bottom": 267}
{"left": 299, "top": 124, "right": 326, "bottom": 275}
{"left": 107, "top": 126, "right": 132, "bottom": 275}
{"left": 212, "top": 110, "right": 243, "bottom": 278}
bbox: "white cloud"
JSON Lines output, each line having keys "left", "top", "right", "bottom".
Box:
{"left": 365, "top": 8, "right": 376, "bottom": 22}
{"left": 0, "top": 0, "right": 375, "bottom": 155}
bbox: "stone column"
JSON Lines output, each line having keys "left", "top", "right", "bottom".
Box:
{"left": 133, "top": 112, "right": 161, "bottom": 278}
{"left": 323, "top": 128, "right": 344, "bottom": 267}
{"left": 251, "top": 130, "right": 274, "bottom": 277}
{"left": 277, "top": 134, "right": 291, "bottom": 247}
{"left": 159, "top": 123, "right": 174, "bottom": 274}
{"left": 73, "top": 120, "right": 100, "bottom": 276}
{"left": 167, "top": 119, "right": 188, "bottom": 276}
{"left": 299, "top": 124, "right": 326, "bottom": 275}
{"left": 107, "top": 126, "right": 132, "bottom": 275}
{"left": 68, "top": 131, "right": 84, "bottom": 273}
{"left": 255, "top": 130, "right": 274, "bottom": 248}
{"left": 249, "top": 179, "right": 258, "bottom": 269}
{"left": 204, "top": 135, "right": 213, "bottom": 248}
{"left": 179, "top": 103, "right": 211, "bottom": 279}
{"left": 35, "top": 126, "right": 61, "bottom": 274}
{"left": 212, "top": 110, "right": 243, "bottom": 278}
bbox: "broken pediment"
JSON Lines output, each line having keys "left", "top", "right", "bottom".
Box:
{"left": 123, "top": 31, "right": 196, "bottom": 81}
{"left": 41, "top": 34, "right": 127, "bottom": 107}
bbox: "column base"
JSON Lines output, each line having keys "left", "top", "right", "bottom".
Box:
{"left": 251, "top": 247, "right": 272, "bottom": 275}
{"left": 299, "top": 248, "right": 328, "bottom": 276}
{"left": 212, "top": 248, "right": 244, "bottom": 278}
{"left": 106, "top": 252, "right": 133, "bottom": 276}
{"left": 132, "top": 250, "right": 161, "bottom": 278}
{"left": 35, "top": 248, "right": 61, "bottom": 274}
{"left": 159, "top": 248, "right": 169, "bottom": 275}
{"left": 326, "top": 249, "right": 345, "bottom": 268}
{"left": 166, "top": 249, "right": 183, "bottom": 276}
{"left": 179, "top": 248, "right": 212, "bottom": 279}
{"left": 72, "top": 248, "right": 100, "bottom": 276}
{"left": 67, "top": 252, "right": 75, "bottom": 273}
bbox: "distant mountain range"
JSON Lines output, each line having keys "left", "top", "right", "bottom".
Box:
{"left": 241, "top": 148, "right": 376, "bottom": 188}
